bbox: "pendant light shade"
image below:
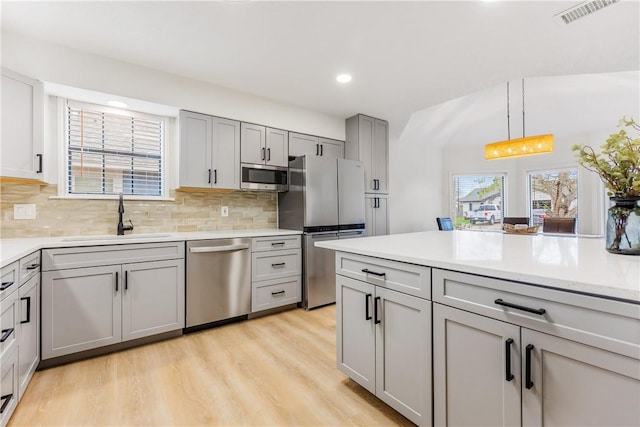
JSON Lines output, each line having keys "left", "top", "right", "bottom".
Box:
{"left": 485, "top": 79, "right": 554, "bottom": 160}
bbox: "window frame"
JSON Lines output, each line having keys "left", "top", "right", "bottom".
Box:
{"left": 450, "top": 172, "right": 507, "bottom": 230}
{"left": 526, "top": 166, "right": 579, "bottom": 226}
{"left": 60, "top": 98, "right": 169, "bottom": 201}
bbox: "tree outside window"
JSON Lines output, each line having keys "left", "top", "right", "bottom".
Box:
{"left": 528, "top": 169, "right": 578, "bottom": 225}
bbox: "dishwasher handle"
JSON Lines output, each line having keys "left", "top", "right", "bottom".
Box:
{"left": 189, "top": 243, "right": 250, "bottom": 253}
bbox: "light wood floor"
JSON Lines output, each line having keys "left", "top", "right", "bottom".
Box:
{"left": 9, "top": 305, "right": 414, "bottom": 426}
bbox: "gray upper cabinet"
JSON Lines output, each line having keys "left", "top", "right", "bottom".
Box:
{"left": 179, "top": 110, "right": 240, "bottom": 189}
{"left": 345, "top": 114, "right": 389, "bottom": 194}
{"left": 241, "top": 123, "right": 288, "bottom": 167}
{"left": 1, "top": 68, "right": 44, "bottom": 180}
{"left": 289, "top": 132, "right": 344, "bottom": 160}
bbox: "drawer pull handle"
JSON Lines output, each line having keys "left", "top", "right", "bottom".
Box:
{"left": 271, "top": 290, "right": 285, "bottom": 296}
{"left": 525, "top": 344, "right": 535, "bottom": 389}
{"left": 505, "top": 338, "right": 514, "bottom": 382}
{"left": 0, "top": 328, "right": 14, "bottom": 343}
{"left": 374, "top": 296, "right": 381, "bottom": 324}
{"left": 20, "top": 297, "right": 31, "bottom": 324}
{"left": 494, "top": 299, "right": 546, "bottom": 316}
{"left": 365, "top": 293, "right": 372, "bottom": 320}
{"left": 0, "top": 393, "right": 13, "bottom": 414}
{"left": 271, "top": 242, "right": 285, "bottom": 246}
{"left": 25, "top": 263, "right": 40, "bottom": 271}
{"left": 362, "top": 268, "right": 386, "bottom": 277}
{"left": 0, "top": 281, "right": 14, "bottom": 291}
{"left": 36, "top": 153, "right": 43, "bottom": 174}
{"left": 271, "top": 262, "right": 286, "bottom": 268}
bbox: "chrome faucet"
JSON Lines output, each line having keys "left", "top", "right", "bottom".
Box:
{"left": 117, "top": 193, "right": 134, "bottom": 236}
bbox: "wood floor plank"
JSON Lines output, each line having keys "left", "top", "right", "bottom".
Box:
{"left": 8, "top": 305, "right": 414, "bottom": 427}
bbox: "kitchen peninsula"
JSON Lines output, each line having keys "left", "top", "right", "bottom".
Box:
{"left": 317, "top": 231, "right": 640, "bottom": 426}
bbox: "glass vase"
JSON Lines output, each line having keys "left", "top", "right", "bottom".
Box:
{"left": 606, "top": 197, "right": 640, "bottom": 255}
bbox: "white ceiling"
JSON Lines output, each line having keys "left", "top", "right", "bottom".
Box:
{"left": 2, "top": 1, "right": 639, "bottom": 141}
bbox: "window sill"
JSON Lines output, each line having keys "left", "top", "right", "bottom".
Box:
{"left": 49, "top": 195, "right": 175, "bottom": 202}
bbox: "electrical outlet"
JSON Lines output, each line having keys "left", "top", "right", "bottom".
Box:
{"left": 221, "top": 206, "right": 229, "bottom": 217}
{"left": 14, "top": 204, "right": 36, "bottom": 220}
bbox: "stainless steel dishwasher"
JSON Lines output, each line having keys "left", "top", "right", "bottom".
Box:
{"left": 186, "top": 238, "right": 251, "bottom": 328}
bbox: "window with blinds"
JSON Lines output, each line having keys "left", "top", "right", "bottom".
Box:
{"left": 451, "top": 174, "right": 505, "bottom": 230}
{"left": 66, "top": 100, "right": 164, "bottom": 198}
{"left": 528, "top": 168, "right": 578, "bottom": 225}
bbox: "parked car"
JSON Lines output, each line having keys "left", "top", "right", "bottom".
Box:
{"left": 469, "top": 204, "right": 502, "bottom": 225}
{"left": 531, "top": 208, "right": 547, "bottom": 225}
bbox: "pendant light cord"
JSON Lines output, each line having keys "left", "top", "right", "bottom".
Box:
{"left": 522, "top": 78, "right": 526, "bottom": 138}
{"left": 506, "top": 82, "right": 511, "bottom": 140}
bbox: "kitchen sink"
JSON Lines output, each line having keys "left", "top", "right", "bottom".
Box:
{"left": 62, "top": 233, "right": 172, "bottom": 242}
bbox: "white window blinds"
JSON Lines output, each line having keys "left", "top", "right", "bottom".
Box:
{"left": 66, "top": 100, "right": 164, "bottom": 197}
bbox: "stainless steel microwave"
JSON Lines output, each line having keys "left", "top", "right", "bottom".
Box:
{"left": 240, "top": 163, "right": 288, "bottom": 192}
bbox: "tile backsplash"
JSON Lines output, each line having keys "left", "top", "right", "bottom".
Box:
{"left": 0, "top": 183, "right": 277, "bottom": 238}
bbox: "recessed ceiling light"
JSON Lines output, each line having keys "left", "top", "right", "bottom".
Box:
{"left": 336, "top": 74, "right": 352, "bottom": 84}
{"left": 107, "top": 100, "right": 128, "bottom": 108}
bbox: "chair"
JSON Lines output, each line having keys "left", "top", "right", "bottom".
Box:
{"left": 436, "top": 217, "right": 454, "bottom": 231}
{"left": 503, "top": 217, "right": 530, "bottom": 225}
{"left": 543, "top": 217, "right": 576, "bottom": 234}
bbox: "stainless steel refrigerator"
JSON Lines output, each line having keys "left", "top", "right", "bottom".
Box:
{"left": 278, "top": 156, "right": 366, "bottom": 309}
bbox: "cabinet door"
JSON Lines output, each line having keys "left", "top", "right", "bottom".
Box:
{"left": 288, "top": 133, "right": 319, "bottom": 158}
{"left": 336, "top": 275, "right": 375, "bottom": 394}
{"left": 179, "top": 111, "right": 212, "bottom": 188}
{"left": 374, "top": 196, "right": 389, "bottom": 236}
{"left": 375, "top": 287, "right": 431, "bottom": 426}
{"left": 42, "top": 266, "right": 122, "bottom": 359}
{"left": 0, "top": 347, "right": 18, "bottom": 427}
{"left": 240, "top": 123, "right": 266, "bottom": 164}
{"left": 357, "top": 116, "right": 375, "bottom": 192}
{"left": 1, "top": 69, "right": 44, "bottom": 180}
{"left": 212, "top": 117, "right": 241, "bottom": 189}
{"left": 522, "top": 328, "right": 640, "bottom": 427}
{"left": 319, "top": 138, "right": 344, "bottom": 159}
{"left": 265, "top": 128, "right": 288, "bottom": 167}
{"left": 365, "top": 195, "right": 375, "bottom": 237}
{"left": 17, "top": 275, "right": 39, "bottom": 398}
{"left": 122, "top": 260, "right": 185, "bottom": 342}
{"left": 433, "top": 304, "right": 521, "bottom": 427}
{"left": 373, "top": 119, "right": 389, "bottom": 193}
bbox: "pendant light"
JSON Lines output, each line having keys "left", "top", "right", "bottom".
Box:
{"left": 485, "top": 79, "right": 554, "bottom": 160}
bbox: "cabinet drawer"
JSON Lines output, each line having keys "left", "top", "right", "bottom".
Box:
{"left": 0, "top": 262, "right": 18, "bottom": 302}
{"left": 252, "top": 235, "right": 301, "bottom": 252}
{"left": 336, "top": 252, "right": 431, "bottom": 299}
{"left": 19, "top": 251, "right": 40, "bottom": 285}
{"left": 433, "top": 269, "right": 640, "bottom": 359}
{"left": 43, "top": 242, "right": 185, "bottom": 271}
{"left": 0, "top": 290, "right": 18, "bottom": 361}
{"left": 252, "top": 276, "right": 301, "bottom": 312}
{"left": 252, "top": 249, "right": 301, "bottom": 282}
{"left": 0, "top": 347, "right": 19, "bottom": 427}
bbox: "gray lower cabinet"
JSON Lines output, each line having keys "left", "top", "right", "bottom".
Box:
{"left": 17, "top": 274, "right": 39, "bottom": 398}
{"left": 365, "top": 194, "right": 389, "bottom": 236}
{"left": 337, "top": 275, "right": 431, "bottom": 426}
{"left": 42, "top": 243, "right": 185, "bottom": 360}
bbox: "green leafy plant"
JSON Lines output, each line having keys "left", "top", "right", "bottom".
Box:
{"left": 572, "top": 117, "right": 640, "bottom": 198}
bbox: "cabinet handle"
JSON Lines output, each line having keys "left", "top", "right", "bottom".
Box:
{"left": 267, "top": 148, "right": 271, "bottom": 161}
{"left": 0, "top": 394, "right": 13, "bottom": 414}
{"left": 316, "top": 144, "right": 319, "bottom": 156}
{"left": 0, "top": 281, "right": 14, "bottom": 291}
{"left": 26, "top": 263, "right": 40, "bottom": 270}
{"left": 374, "top": 296, "right": 381, "bottom": 324}
{"left": 271, "top": 262, "right": 286, "bottom": 268}
{"left": 36, "top": 154, "right": 43, "bottom": 174}
{"left": 271, "top": 290, "right": 285, "bottom": 296}
{"left": 115, "top": 271, "right": 119, "bottom": 292}
{"left": 494, "top": 299, "right": 546, "bottom": 315}
{"left": 505, "top": 338, "right": 514, "bottom": 382}
{"left": 362, "top": 268, "right": 386, "bottom": 277}
{"left": 20, "top": 297, "right": 31, "bottom": 324}
{"left": 208, "top": 169, "right": 212, "bottom": 184}
{"left": 320, "top": 144, "right": 323, "bottom": 156}
{"left": 365, "top": 293, "right": 372, "bottom": 320}
{"left": 262, "top": 147, "right": 266, "bottom": 161}
{"left": 271, "top": 242, "right": 285, "bottom": 247}
{"left": 214, "top": 169, "right": 218, "bottom": 184}
{"left": 525, "top": 344, "right": 535, "bottom": 389}
{"left": 125, "top": 270, "right": 128, "bottom": 290}
{"left": 0, "top": 328, "right": 14, "bottom": 343}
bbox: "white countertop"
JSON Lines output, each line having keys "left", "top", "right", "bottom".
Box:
{"left": 0, "top": 229, "right": 301, "bottom": 267}
{"left": 316, "top": 231, "right": 640, "bottom": 303}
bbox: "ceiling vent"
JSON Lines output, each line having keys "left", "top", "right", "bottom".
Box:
{"left": 554, "top": 0, "right": 620, "bottom": 24}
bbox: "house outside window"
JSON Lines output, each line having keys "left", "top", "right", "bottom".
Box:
{"left": 65, "top": 100, "right": 165, "bottom": 199}
{"left": 451, "top": 174, "right": 505, "bottom": 230}
{"left": 528, "top": 168, "right": 578, "bottom": 226}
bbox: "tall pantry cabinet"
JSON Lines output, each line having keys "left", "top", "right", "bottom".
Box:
{"left": 345, "top": 114, "right": 389, "bottom": 236}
